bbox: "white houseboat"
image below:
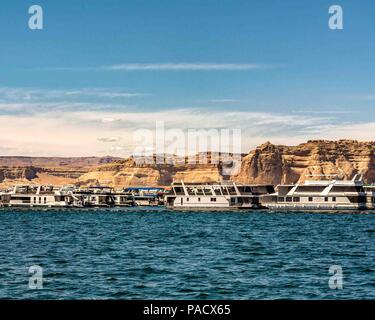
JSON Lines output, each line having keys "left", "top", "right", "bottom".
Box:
{"left": 5, "top": 185, "right": 73, "bottom": 208}
{"left": 72, "top": 186, "right": 116, "bottom": 207}
{"left": 165, "top": 181, "right": 275, "bottom": 210}
{"left": 262, "top": 174, "right": 368, "bottom": 210}
{"left": 123, "top": 187, "right": 165, "bottom": 206}
{"left": 0, "top": 192, "right": 11, "bottom": 207}
{"left": 364, "top": 185, "right": 375, "bottom": 209}
{"left": 72, "top": 186, "right": 136, "bottom": 207}
{"left": 113, "top": 192, "right": 136, "bottom": 207}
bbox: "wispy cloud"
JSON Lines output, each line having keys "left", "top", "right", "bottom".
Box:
{"left": 0, "top": 87, "right": 147, "bottom": 103}
{"left": 104, "top": 63, "right": 270, "bottom": 71}
{"left": 204, "top": 99, "right": 240, "bottom": 103}
{"left": 97, "top": 136, "right": 121, "bottom": 143}
{"left": 291, "top": 109, "right": 355, "bottom": 115}
{"left": 0, "top": 101, "right": 372, "bottom": 156}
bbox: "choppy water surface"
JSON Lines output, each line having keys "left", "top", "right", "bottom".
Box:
{"left": 0, "top": 208, "right": 374, "bottom": 299}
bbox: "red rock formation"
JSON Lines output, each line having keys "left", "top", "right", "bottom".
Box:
{"left": 1, "top": 140, "right": 375, "bottom": 188}
{"left": 233, "top": 140, "right": 375, "bottom": 185}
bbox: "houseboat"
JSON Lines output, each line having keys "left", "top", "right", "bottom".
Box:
{"left": 5, "top": 185, "right": 73, "bottom": 208}
{"left": 0, "top": 192, "right": 11, "bottom": 207}
{"left": 72, "top": 186, "right": 116, "bottom": 207}
{"left": 263, "top": 174, "right": 368, "bottom": 210}
{"left": 113, "top": 192, "right": 136, "bottom": 207}
{"left": 165, "top": 181, "right": 275, "bottom": 210}
{"left": 123, "top": 187, "right": 165, "bottom": 206}
{"left": 364, "top": 185, "right": 375, "bottom": 209}
{"left": 72, "top": 186, "right": 136, "bottom": 207}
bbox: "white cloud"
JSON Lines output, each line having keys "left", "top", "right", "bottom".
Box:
{"left": 97, "top": 136, "right": 121, "bottom": 142}
{"left": 0, "top": 87, "right": 146, "bottom": 102}
{"left": 104, "top": 62, "right": 269, "bottom": 71}
{"left": 0, "top": 102, "right": 373, "bottom": 157}
{"left": 101, "top": 117, "right": 117, "bottom": 123}
{"left": 205, "top": 99, "right": 240, "bottom": 103}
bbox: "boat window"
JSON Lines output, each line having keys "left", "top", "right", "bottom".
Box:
{"left": 212, "top": 187, "right": 221, "bottom": 195}
{"left": 293, "top": 197, "right": 300, "bottom": 202}
{"left": 308, "top": 197, "right": 313, "bottom": 202}
{"left": 237, "top": 186, "right": 244, "bottom": 193}
{"left": 203, "top": 188, "right": 213, "bottom": 195}
{"left": 295, "top": 186, "right": 326, "bottom": 193}
{"left": 277, "top": 186, "right": 294, "bottom": 196}
{"left": 186, "top": 187, "right": 195, "bottom": 195}
{"left": 12, "top": 196, "right": 31, "bottom": 203}
{"left": 332, "top": 197, "right": 336, "bottom": 202}
{"left": 186, "top": 198, "right": 189, "bottom": 202}
{"left": 196, "top": 188, "right": 204, "bottom": 195}
{"left": 198, "top": 197, "right": 201, "bottom": 202}
{"left": 348, "top": 196, "right": 367, "bottom": 203}
{"left": 237, "top": 186, "right": 251, "bottom": 194}
{"left": 244, "top": 186, "right": 253, "bottom": 193}
{"left": 325, "top": 197, "right": 329, "bottom": 202}
{"left": 210, "top": 198, "right": 217, "bottom": 202}
{"left": 277, "top": 197, "right": 285, "bottom": 202}
{"left": 44, "top": 197, "right": 47, "bottom": 204}
{"left": 174, "top": 187, "right": 184, "bottom": 195}
{"left": 222, "top": 188, "right": 230, "bottom": 196}
{"left": 330, "top": 186, "right": 365, "bottom": 193}
{"left": 251, "top": 186, "right": 270, "bottom": 195}
{"left": 286, "top": 197, "right": 292, "bottom": 202}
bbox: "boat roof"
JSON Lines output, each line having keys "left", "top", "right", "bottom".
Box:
{"left": 124, "top": 187, "right": 165, "bottom": 190}
{"left": 171, "top": 181, "right": 273, "bottom": 187}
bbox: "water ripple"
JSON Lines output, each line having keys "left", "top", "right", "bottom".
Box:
{"left": 0, "top": 208, "right": 374, "bottom": 299}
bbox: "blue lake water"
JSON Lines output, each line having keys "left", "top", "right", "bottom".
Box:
{"left": 0, "top": 208, "right": 374, "bottom": 299}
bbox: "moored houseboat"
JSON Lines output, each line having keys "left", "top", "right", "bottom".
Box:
{"left": 113, "top": 192, "right": 136, "bottom": 207}
{"left": 72, "top": 186, "right": 116, "bottom": 207}
{"left": 72, "top": 186, "right": 137, "bottom": 207}
{"left": 5, "top": 185, "right": 73, "bottom": 208}
{"left": 123, "top": 187, "right": 165, "bottom": 206}
{"left": 263, "top": 174, "right": 368, "bottom": 210}
{"left": 364, "top": 185, "right": 375, "bottom": 209}
{"left": 165, "top": 181, "right": 275, "bottom": 210}
{"left": 0, "top": 192, "right": 11, "bottom": 207}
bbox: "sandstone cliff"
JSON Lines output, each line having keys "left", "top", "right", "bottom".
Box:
{"left": 233, "top": 140, "right": 375, "bottom": 185}
{"left": 1, "top": 140, "right": 375, "bottom": 188}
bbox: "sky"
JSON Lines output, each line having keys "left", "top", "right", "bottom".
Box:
{"left": 0, "top": 0, "right": 375, "bottom": 157}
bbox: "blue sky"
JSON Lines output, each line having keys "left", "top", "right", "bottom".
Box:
{"left": 0, "top": 0, "right": 375, "bottom": 156}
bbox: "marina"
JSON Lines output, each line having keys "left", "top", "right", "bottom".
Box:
{"left": 1, "top": 176, "right": 374, "bottom": 211}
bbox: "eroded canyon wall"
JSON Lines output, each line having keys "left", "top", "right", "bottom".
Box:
{"left": 1, "top": 140, "right": 375, "bottom": 188}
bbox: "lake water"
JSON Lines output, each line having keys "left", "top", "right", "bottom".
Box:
{"left": 0, "top": 208, "right": 374, "bottom": 299}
